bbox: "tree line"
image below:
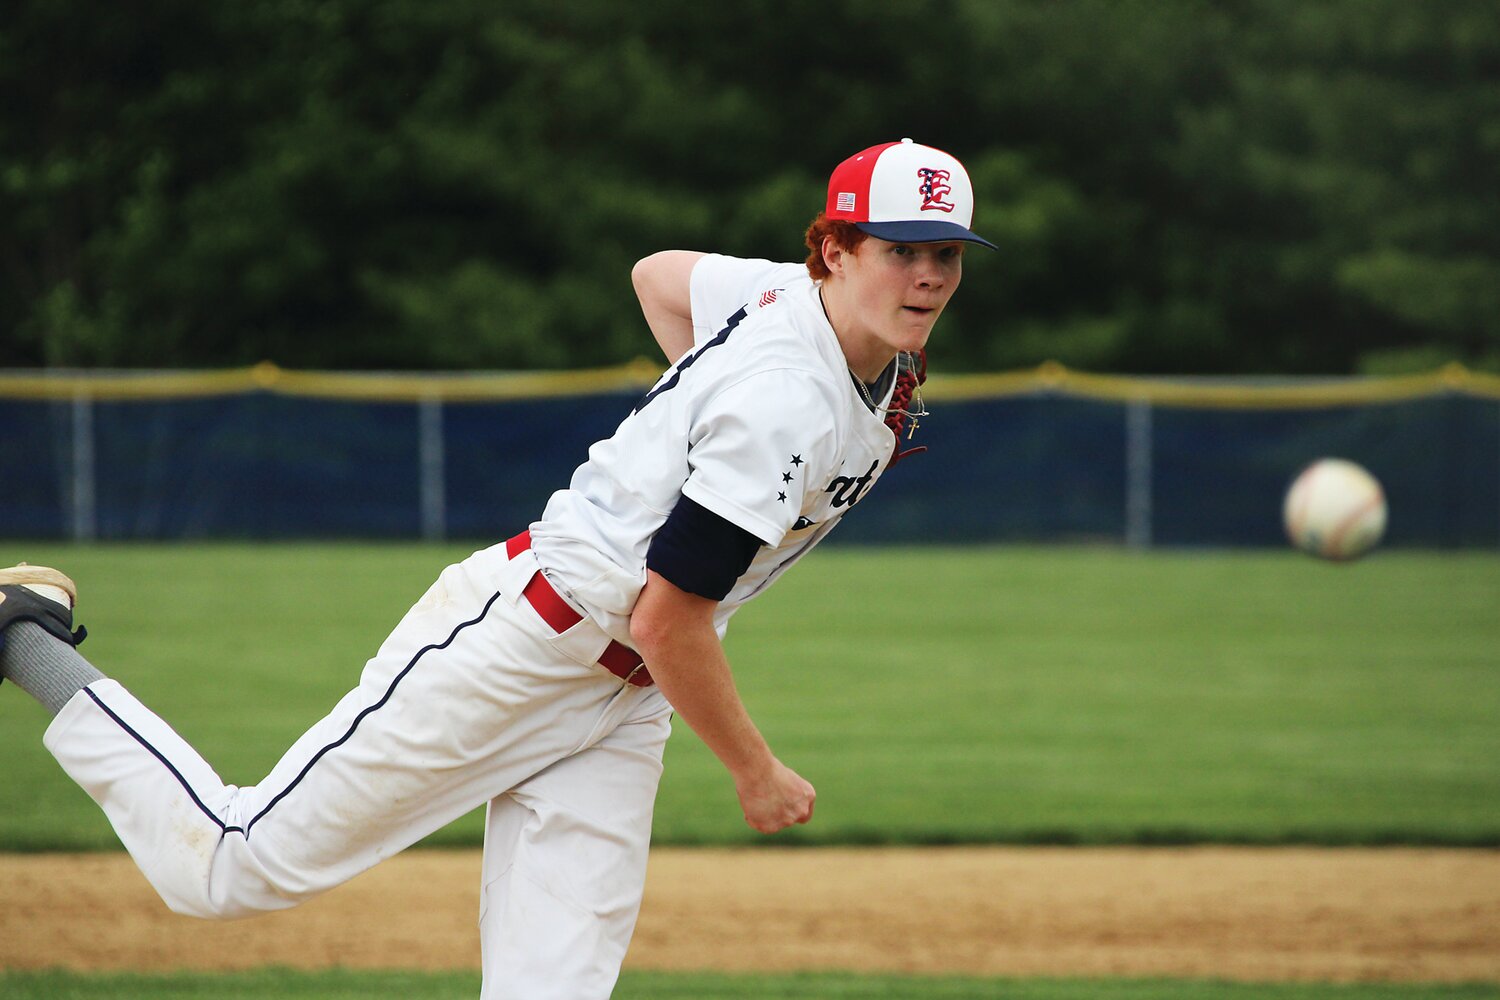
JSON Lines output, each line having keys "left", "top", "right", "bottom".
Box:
{"left": 3, "top": 0, "right": 1496, "bottom": 374}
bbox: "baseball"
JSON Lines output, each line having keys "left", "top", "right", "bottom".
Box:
{"left": 1282, "top": 458, "right": 1387, "bottom": 561}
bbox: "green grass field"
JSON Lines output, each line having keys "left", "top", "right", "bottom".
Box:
{"left": 0, "top": 970, "right": 1496, "bottom": 1000}
{"left": 1, "top": 543, "right": 1495, "bottom": 850}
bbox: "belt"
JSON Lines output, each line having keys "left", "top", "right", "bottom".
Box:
{"left": 505, "top": 531, "right": 653, "bottom": 687}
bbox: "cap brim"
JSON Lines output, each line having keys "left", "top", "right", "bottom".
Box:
{"left": 856, "top": 220, "right": 997, "bottom": 250}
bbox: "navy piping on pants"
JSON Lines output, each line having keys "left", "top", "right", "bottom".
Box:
{"left": 82, "top": 591, "right": 504, "bottom": 841}
{"left": 83, "top": 686, "right": 246, "bottom": 836}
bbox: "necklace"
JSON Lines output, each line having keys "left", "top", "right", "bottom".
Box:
{"left": 848, "top": 354, "right": 929, "bottom": 436}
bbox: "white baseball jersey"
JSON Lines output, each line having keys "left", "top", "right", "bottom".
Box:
{"left": 531, "top": 253, "right": 900, "bottom": 645}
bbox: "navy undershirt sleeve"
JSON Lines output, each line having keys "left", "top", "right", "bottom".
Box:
{"left": 647, "top": 496, "right": 765, "bottom": 601}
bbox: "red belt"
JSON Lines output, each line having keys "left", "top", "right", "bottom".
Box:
{"left": 505, "top": 531, "right": 653, "bottom": 688}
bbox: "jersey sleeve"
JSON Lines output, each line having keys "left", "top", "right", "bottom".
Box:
{"left": 646, "top": 495, "right": 763, "bottom": 600}
{"left": 680, "top": 370, "right": 841, "bottom": 547}
{"left": 689, "top": 255, "right": 808, "bottom": 348}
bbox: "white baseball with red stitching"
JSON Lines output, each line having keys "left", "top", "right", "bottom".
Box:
{"left": 1283, "top": 458, "right": 1388, "bottom": 560}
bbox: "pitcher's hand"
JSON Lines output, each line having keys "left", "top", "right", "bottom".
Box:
{"left": 735, "top": 759, "right": 816, "bottom": 834}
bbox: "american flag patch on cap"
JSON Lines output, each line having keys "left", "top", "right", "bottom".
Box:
{"left": 836, "top": 191, "right": 857, "bottom": 213}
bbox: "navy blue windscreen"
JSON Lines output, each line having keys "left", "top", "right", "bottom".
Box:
{"left": 837, "top": 395, "right": 1128, "bottom": 544}
{"left": 3, "top": 389, "right": 1496, "bottom": 546}
{"left": 90, "top": 395, "right": 418, "bottom": 539}
{"left": 0, "top": 399, "right": 72, "bottom": 537}
{"left": 443, "top": 390, "right": 639, "bottom": 538}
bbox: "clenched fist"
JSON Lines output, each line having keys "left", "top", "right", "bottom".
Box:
{"left": 735, "top": 758, "right": 816, "bottom": 834}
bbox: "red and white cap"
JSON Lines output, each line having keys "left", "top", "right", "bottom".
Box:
{"left": 825, "top": 138, "right": 996, "bottom": 249}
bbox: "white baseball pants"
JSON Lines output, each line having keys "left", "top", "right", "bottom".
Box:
{"left": 42, "top": 541, "right": 672, "bottom": 999}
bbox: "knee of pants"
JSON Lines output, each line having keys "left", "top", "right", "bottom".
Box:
{"left": 481, "top": 793, "right": 654, "bottom": 929}
{"left": 154, "top": 831, "right": 310, "bottom": 921}
{"left": 479, "top": 865, "right": 628, "bottom": 1000}
{"left": 476, "top": 783, "right": 658, "bottom": 1000}
{"left": 477, "top": 705, "right": 668, "bottom": 926}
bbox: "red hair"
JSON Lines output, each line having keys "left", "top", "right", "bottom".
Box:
{"left": 803, "top": 213, "right": 870, "bottom": 281}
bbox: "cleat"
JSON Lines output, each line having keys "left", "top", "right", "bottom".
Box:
{"left": 0, "top": 565, "right": 87, "bottom": 664}
{"left": 3, "top": 563, "right": 77, "bottom": 607}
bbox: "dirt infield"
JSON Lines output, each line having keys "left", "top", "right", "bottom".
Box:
{"left": 3, "top": 847, "right": 1497, "bottom": 983}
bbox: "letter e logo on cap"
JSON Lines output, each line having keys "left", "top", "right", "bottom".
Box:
{"left": 918, "top": 168, "right": 954, "bottom": 213}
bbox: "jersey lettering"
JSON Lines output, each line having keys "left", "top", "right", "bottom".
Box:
{"left": 823, "top": 459, "right": 879, "bottom": 509}
{"left": 633, "top": 306, "right": 748, "bottom": 414}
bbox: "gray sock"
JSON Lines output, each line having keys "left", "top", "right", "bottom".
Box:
{"left": 1, "top": 622, "right": 106, "bottom": 715}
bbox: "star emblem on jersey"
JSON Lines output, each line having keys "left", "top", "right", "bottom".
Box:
{"left": 774, "top": 453, "right": 804, "bottom": 508}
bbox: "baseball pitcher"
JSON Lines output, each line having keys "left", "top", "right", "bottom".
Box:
{"left": 0, "top": 139, "right": 992, "bottom": 999}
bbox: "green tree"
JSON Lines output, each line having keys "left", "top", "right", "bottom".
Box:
{"left": 1, "top": 0, "right": 1494, "bottom": 374}
{"left": 1153, "top": 0, "right": 1500, "bottom": 373}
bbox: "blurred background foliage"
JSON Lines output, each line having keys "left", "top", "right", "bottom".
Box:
{"left": 1, "top": 0, "right": 1496, "bottom": 374}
